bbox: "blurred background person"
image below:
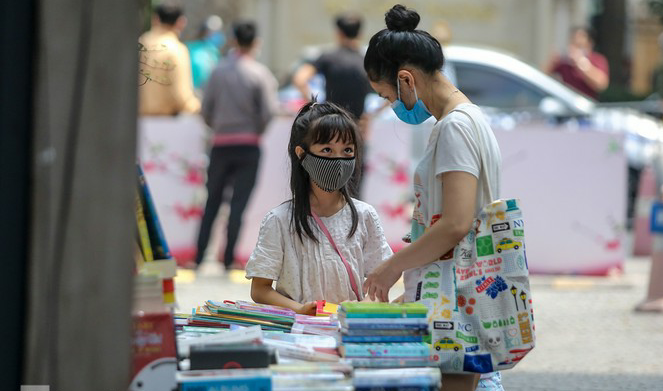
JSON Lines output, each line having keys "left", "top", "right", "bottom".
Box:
{"left": 139, "top": 2, "right": 200, "bottom": 115}
{"left": 292, "top": 12, "right": 372, "bottom": 198}
{"left": 547, "top": 26, "right": 609, "bottom": 100}
{"left": 193, "top": 19, "right": 279, "bottom": 273}
{"left": 186, "top": 15, "right": 225, "bottom": 96}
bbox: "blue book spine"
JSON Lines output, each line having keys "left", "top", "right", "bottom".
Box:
{"left": 179, "top": 377, "right": 271, "bottom": 391}
{"left": 342, "top": 335, "right": 424, "bottom": 343}
{"left": 137, "top": 163, "right": 171, "bottom": 259}
{"left": 343, "top": 343, "right": 430, "bottom": 357}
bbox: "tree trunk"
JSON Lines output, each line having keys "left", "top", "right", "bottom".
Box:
{"left": 24, "top": 0, "right": 139, "bottom": 389}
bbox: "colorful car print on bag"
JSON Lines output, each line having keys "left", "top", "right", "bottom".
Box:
{"left": 496, "top": 238, "right": 522, "bottom": 253}
{"left": 434, "top": 337, "right": 463, "bottom": 352}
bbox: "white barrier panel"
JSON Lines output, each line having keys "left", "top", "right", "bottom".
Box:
{"left": 139, "top": 115, "right": 626, "bottom": 275}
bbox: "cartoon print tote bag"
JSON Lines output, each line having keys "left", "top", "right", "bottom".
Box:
{"left": 414, "top": 109, "right": 535, "bottom": 374}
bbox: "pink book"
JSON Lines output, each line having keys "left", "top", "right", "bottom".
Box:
{"left": 234, "top": 300, "right": 296, "bottom": 318}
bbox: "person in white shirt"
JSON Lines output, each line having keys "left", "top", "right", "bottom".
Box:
{"left": 361, "top": 5, "right": 503, "bottom": 391}
{"left": 245, "top": 101, "right": 392, "bottom": 315}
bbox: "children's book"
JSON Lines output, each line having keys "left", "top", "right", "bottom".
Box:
{"left": 137, "top": 164, "right": 172, "bottom": 260}
{"left": 348, "top": 357, "right": 434, "bottom": 368}
{"left": 341, "top": 342, "right": 431, "bottom": 358}
{"left": 340, "top": 302, "right": 428, "bottom": 315}
{"left": 316, "top": 300, "right": 339, "bottom": 316}
{"left": 294, "top": 314, "right": 339, "bottom": 326}
{"left": 341, "top": 335, "right": 424, "bottom": 343}
{"left": 354, "top": 368, "right": 440, "bottom": 389}
{"left": 341, "top": 328, "right": 427, "bottom": 337}
{"left": 177, "top": 368, "right": 271, "bottom": 391}
{"left": 205, "top": 301, "right": 295, "bottom": 325}
{"left": 196, "top": 306, "right": 292, "bottom": 331}
{"left": 135, "top": 189, "right": 153, "bottom": 262}
{"left": 235, "top": 300, "right": 296, "bottom": 318}
{"left": 340, "top": 317, "right": 428, "bottom": 330}
{"left": 290, "top": 322, "right": 340, "bottom": 337}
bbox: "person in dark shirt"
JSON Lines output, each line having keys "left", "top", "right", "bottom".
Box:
{"left": 293, "top": 13, "right": 372, "bottom": 120}
{"left": 293, "top": 13, "right": 372, "bottom": 198}
{"left": 547, "top": 27, "right": 609, "bottom": 100}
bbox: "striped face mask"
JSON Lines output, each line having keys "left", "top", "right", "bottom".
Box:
{"left": 301, "top": 152, "right": 356, "bottom": 193}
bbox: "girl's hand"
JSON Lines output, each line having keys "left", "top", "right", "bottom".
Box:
{"left": 296, "top": 301, "right": 317, "bottom": 315}
{"left": 363, "top": 259, "right": 402, "bottom": 302}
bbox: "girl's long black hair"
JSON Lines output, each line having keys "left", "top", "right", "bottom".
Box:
{"left": 288, "top": 101, "right": 361, "bottom": 243}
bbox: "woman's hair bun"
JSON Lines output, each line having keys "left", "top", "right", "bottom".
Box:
{"left": 385, "top": 4, "right": 420, "bottom": 32}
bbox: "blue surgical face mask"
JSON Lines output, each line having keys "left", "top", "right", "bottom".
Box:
{"left": 391, "top": 78, "right": 432, "bottom": 125}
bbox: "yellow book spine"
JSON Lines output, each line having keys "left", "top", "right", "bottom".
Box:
{"left": 135, "top": 191, "right": 154, "bottom": 262}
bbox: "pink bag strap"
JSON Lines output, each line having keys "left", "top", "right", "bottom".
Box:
{"left": 311, "top": 211, "right": 362, "bottom": 300}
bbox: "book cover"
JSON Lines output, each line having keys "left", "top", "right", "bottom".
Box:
{"left": 194, "top": 307, "right": 292, "bottom": 331}
{"left": 341, "top": 342, "right": 431, "bottom": 358}
{"left": 316, "top": 300, "right": 339, "bottom": 316}
{"left": 339, "top": 310, "right": 427, "bottom": 319}
{"left": 341, "top": 328, "right": 427, "bottom": 337}
{"left": 135, "top": 190, "right": 153, "bottom": 262}
{"left": 341, "top": 335, "right": 424, "bottom": 343}
{"left": 294, "top": 314, "right": 339, "bottom": 326}
{"left": 340, "top": 302, "right": 428, "bottom": 315}
{"left": 178, "top": 369, "right": 271, "bottom": 391}
{"left": 205, "top": 301, "right": 295, "bottom": 325}
{"left": 235, "top": 300, "right": 297, "bottom": 318}
{"left": 290, "top": 323, "right": 340, "bottom": 337}
{"left": 137, "top": 164, "right": 172, "bottom": 260}
{"left": 340, "top": 318, "right": 428, "bottom": 330}
{"left": 354, "top": 367, "right": 441, "bottom": 388}
{"left": 349, "top": 357, "right": 435, "bottom": 369}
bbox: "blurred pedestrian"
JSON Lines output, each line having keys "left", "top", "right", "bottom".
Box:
{"left": 361, "top": 5, "right": 503, "bottom": 391}
{"left": 547, "top": 26, "right": 609, "bottom": 100}
{"left": 194, "top": 19, "right": 279, "bottom": 272}
{"left": 292, "top": 12, "right": 372, "bottom": 198}
{"left": 186, "top": 15, "right": 224, "bottom": 95}
{"left": 139, "top": 2, "right": 200, "bottom": 115}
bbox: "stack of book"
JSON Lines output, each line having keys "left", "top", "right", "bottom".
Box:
{"left": 338, "top": 302, "right": 433, "bottom": 368}
{"left": 271, "top": 362, "right": 354, "bottom": 391}
{"left": 134, "top": 163, "right": 177, "bottom": 305}
{"left": 263, "top": 332, "right": 340, "bottom": 362}
{"left": 291, "top": 314, "right": 340, "bottom": 336}
{"left": 178, "top": 369, "right": 271, "bottom": 391}
{"left": 193, "top": 300, "right": 295, "bottom": 331}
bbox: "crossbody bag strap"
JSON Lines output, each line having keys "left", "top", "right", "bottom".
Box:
{"left": 311, "top": 211, "right": 362, "bottom": 300}
{"left": 449, "top": 107, "right": 494, "bottom": 203}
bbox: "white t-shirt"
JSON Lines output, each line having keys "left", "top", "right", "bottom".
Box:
{"left": 245, "top": 199, "right": 393, "bottom": 304}
{"left": 404, "top": 103, "right": 502, "bottom": 302}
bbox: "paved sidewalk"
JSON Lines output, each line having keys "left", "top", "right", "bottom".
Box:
{"left": 174, "top": 257, "right": 663, "bottom": 390}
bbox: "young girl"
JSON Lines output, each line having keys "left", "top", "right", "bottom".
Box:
{"left": 245, "top": 101, "right": 393, "bottom": 315}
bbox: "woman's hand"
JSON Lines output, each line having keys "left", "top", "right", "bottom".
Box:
{"left": 363, "top": 258, "right": 402, "bottom": 302}
{"left": 296, "top": 301, "right": 317, "bottom": 315}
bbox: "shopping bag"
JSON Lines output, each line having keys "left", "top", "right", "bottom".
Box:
{"left": 415, "top": 198, "right": 535, "bottom": 373}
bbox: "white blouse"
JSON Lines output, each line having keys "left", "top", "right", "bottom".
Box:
{"left": 245, "top": 199, "right": 393, "bottom": 304}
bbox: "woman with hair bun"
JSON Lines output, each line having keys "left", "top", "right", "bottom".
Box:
{"left": 362, "top": 4, "right": 504, "bottom": 391}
